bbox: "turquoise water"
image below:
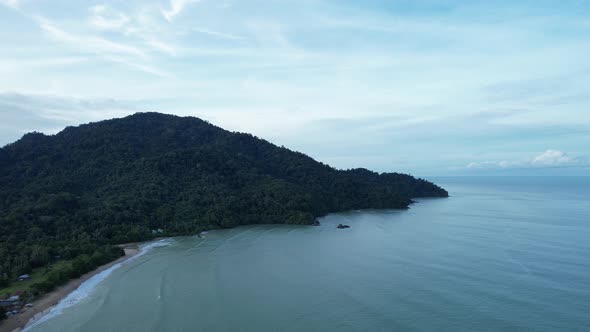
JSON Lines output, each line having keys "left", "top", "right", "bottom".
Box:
{"left": 28, "top": 177, "right": 590, "bottom": 331}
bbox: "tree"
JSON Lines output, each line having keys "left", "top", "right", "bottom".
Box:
{"left": 0, "top": 306, "right": 6, "bottom": 321}
{"left": 0, "top": 112, "right": 447, "bottom": 290}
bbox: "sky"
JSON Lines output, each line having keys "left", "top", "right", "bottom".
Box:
{"left": 0, "top": 0, "right": 589, "bottom": 176}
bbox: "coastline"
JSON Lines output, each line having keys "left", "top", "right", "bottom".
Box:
{"left": 0, "top": 246, "right": 140, "bottom": 332}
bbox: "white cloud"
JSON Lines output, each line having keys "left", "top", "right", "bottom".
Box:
{"left": 89, "top": 4, "right": 130, "bottom": 31}
{"left": 103, "top": 56, "right": 174, "bottom": 79}
{"left": 31, "top": 15, "right": 175, "bottom": 78}
{"left": 0, "top": 57, "right": 87, "bottom": 70}
{"left": 0, "top": 92, "right": 145, "bottom": 144}
{"left": 2, "top": 1, "right": 590, "bottom": 174}
{"left": 467, "top": 150, "right": 583, "bottom": 169}
{"left": 467, "top": 160, "right": 520, "bottom": 169}
{"left": 531, "top": 149, "right": 576, "bottom": 166}
{"left": 0, "top": 0, "right": 20, "bottom": 9}
{"left": 246, "top": 21, "right": 293, "bottom": 49}
{"left": 36, "top": 16, "right": 146, "bottom": 59}
{"left": 87, "top": 5, "right": 180, "bottom": 56}
{"left": 192, "top": 27, "right": 244, "bottom": 40}
{"left": 145, "top": 38, "right": 177, "bottom": 56}
{"left": 162, "top": 0, "right": 200, "bottom": 22}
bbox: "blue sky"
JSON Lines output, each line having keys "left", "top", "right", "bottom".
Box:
{"left": 0, "top": 0, "right": 589, "bottom": 176}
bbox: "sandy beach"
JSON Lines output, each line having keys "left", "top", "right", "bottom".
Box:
{"left": 0, "top": 247, "right": 139, "bottom": 332}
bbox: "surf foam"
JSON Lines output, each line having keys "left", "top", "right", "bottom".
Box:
{"left": 23, "top": 238, "right": 174, "bottom": 331}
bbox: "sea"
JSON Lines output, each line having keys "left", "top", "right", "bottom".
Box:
{"left": 26, "top": 177, "right": 590, "bottom": 331}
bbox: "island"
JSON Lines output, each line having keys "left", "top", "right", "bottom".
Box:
{"left": 0, "top": 112, "right": 447, "bottom": 325}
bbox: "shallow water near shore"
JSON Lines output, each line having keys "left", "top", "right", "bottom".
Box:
{"left": 28, "top": 177, "right": 590, "bottom": 331}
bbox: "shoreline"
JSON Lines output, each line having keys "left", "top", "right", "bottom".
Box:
{"left": 0, "top": 246, "right": 140, "bottom": 332}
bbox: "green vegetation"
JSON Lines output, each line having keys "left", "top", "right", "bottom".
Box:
{"left": 0, "top": 246, "right": 123, "bottom": 298}
{"left": 0, "top": 112, "right": 447, "bottom": 294}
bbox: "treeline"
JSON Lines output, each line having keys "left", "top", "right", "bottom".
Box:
{"left": 28, "top": 246, "right": 124, "bottom": 295}
{"left": 0, "top": 112, "right": 447, "bottom": 283}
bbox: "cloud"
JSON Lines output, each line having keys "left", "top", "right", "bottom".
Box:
{"left": 0, "top": 92, "right": 145, "bottom": 145}
{"left": 145, "top": 38, "right": 177, "bottom": 56}
{"left": 467, "top": 160, "right": 519, "bottom": 169}
{"left": 103, "top": 55, "right": 174, "bottom": 78}
{"left": 192, "top": 27, "right": 244, "bottom": 40}
{"left": 32, "top": 15, "right": 175, "bottom": 78}
{"left": 0, "top": 56, "right": 88, "bottom": 70}
{"left": 467, "top": 150, "right": 584, "bottom": 169}
{"left": 246, "top": 21, "right": 293, "bottom": 49}
{"left": 2, "top": 0, "right": 590, "bottom": 174}
{"left": 0, "top": 0, "right": 20, "bottom": 9}
{"left": 87, "top": 5, "right": 180, "bottom": 56}
{"left": 88, "top": 4, "right": 130, "bottom": 31}
{"left": 162, "top": 0, "right": 200, "bottom": 22}
{"left": 531, "top": 149, "right": 577, "bottom": 166}
{"left": 36, "top": 15, "right": 146, "bottom": 59}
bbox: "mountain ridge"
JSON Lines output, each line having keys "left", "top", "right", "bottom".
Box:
{"left": 0, "top": 112, "right": 447, "bottom": 285}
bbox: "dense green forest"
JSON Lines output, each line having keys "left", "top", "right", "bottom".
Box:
{"left": 0, "top": 112, "right": 447, "bottom": 292}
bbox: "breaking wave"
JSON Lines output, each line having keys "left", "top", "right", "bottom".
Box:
{"left": 23, "top": 239, "right": 174, "bottom": 331}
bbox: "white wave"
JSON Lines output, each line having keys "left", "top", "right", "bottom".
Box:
{"left": 194, "top": 231, "right": 210, "bottom": 238}
{"left": 23, "top": 239, "right": 174, "bottom": 331}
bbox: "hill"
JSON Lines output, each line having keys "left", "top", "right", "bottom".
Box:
{"left": 0, "top": 112, "right": 447, "bottom": 288}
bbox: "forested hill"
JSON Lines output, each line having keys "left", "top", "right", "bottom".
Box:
{"left": 0, "top": 112, "right": 447, "bottom": 281}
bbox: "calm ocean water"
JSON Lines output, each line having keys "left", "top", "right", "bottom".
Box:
{"left": 28, "top": 177, "right": 590, "bottom": 331}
